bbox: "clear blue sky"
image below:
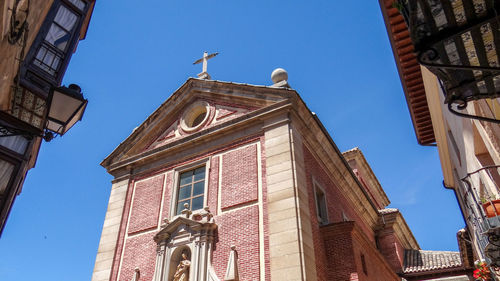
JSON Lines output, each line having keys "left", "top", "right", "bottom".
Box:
{"left": 0, "top": 1, "right": 464, "bottom": 280}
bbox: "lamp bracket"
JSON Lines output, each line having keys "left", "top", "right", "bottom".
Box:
{"left": 0, "top": 123, "right": 53, "bottom": 142}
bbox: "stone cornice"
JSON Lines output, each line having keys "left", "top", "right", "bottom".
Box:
{"left": 377, "top": 209, "right": 420, "bottom": 250}
{"left": 342, "top": 148, "right": 391, "bottom": 208}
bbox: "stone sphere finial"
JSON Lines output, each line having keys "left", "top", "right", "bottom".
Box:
{"left": 271, "top": 68, "right": 288, "bottom": 84}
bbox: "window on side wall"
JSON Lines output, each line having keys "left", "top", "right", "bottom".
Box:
{"left": 21, "top": 0, "right": 90, "bottom": 90}
{"left": 314, "top": 182, "right": 328, "bottom": 225}
{"left": 361, "top": 254, "right": 368, "bottom": 275}
{"left": 175, "top": 166, "right": 206, "bottom": 215}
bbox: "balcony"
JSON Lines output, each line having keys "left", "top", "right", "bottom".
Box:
{"left": 394, "top": 0, "right": 500, "bottom": 123}
{"left": 462, "top": 165, "right": 500, "bottom": 267}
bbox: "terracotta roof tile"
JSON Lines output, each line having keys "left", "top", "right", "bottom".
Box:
{"left": 403, "top": 250, "right": 463, "bottom": 273}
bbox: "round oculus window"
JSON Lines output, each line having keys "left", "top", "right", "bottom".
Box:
{"left": 180, "top": 101, "right": 211, "bottom": 132}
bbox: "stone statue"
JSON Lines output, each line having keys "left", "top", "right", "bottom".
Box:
{"left": 173, "top": 252, "right": 191, "bottom": 281}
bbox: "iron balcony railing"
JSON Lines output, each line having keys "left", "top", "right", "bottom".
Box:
{"left": 395, "top": 0, "right": 500, "bottom": 123}
{"left": 462, "top": 165, "right": 500, "bottom": 268}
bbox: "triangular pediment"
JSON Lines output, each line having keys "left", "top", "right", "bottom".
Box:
{"left": 101, "top": 78, "right": 296, "bottom": 170}
{"left": 154, "top": 216, "right": 203, "bottom": 243}
{"left": 154, "top": 208, "right": 217, "bottom": 243}
{"left": 146, "top": 100, "right": 254, "bottom": 151}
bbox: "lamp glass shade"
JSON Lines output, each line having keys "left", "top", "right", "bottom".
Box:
{"left": 47, "top": 86, "right": 87, "bottom": 135}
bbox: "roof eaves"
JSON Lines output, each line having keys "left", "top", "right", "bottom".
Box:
{"left": 378, "top": 0, "right": 436, "bottom": 146}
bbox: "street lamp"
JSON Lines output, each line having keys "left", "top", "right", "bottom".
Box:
{"left": 46, "top": 84, "right": 88, "bottom": 136}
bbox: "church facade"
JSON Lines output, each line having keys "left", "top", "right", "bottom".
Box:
{"left": 91, "top": 70, "right": 471, "bottom": 281}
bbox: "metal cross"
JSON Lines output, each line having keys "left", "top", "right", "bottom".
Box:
{"left": 193, "top": 51, "right": 218, "bottom": 79}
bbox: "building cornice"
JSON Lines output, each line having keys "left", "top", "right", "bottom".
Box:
{"left": 342, "top": 148, "right": 391, "bottom": 208}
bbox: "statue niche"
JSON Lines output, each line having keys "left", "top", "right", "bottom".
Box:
{"left": 171, "top": 248, "right": 191, "bottom": 281}
{"left": 152, "top": 206, "right": 219, "bottom": 281}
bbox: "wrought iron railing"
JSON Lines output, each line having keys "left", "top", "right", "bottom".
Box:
{"left": 461, "top": 165, "right": 500, "bottom": 267}
{"left": 395, "top": 0, "right": 500, "bottom": 123}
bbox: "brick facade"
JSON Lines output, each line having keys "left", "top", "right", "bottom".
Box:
{"left": 212, "top": 205, "right": 261, "bottom": 280}
{"left": 103, "top": 132, "right": 411, "bottom": 281}
{"left": 107, "top": 140, "right": 268, "bottom": 281}
{"left": 128, "top": 175, "right": 164, "bottom": 234}
{"left": 303, "top": 146, "right": 374, "bottom": 240}
{"left": 221, "top": 144, "right": 258, "bottom": 209}
{"left": 95, "top": 79, "right": 434, "bottom": 281}
{"left": 119, "top": 232, "right": 157, "bottom": 281}
{"left": 321, "top": 222, "right": 400, "bottom": 281}
{"left": 377, "top": 223, "right": 406, "bottom": 273}
{"left": 303, "top": 146, "right": 377, "bottom": 280}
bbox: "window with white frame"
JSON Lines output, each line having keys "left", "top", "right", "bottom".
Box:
{"left": 175, "top": 166, "right": 206, "bottom": 215}
{"left": 314, "top": 181, "right": 328, "bottom": 225}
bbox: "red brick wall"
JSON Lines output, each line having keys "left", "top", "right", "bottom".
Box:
{"left": 303, "top": 146, "right": 377, "bottom": 280}
{"left": 321, "top": 222, "right": 357, "bottom": 281}
{"left": 352, "top": 233, "right": 400, "bottom": 281}
{"left": 394, "top": 236, "right": 405, "bottom": 269}
{"left": 220, "top": 144, "right": 258, "bottom": 209}
{"left": 128, "top": 174, "right": 165, "bottom": 234}
{"left": 321, "top": 222, "right": 400, "bottom": 281}
{"left": 212, "top": 205, "right": 261, "bottom": 280}
{"left": 377, "top": 230, "right": 404, "bottom": 273}
{"left": 303, "top": 147, "right": 374, "bottom": 238}
{"left": 118, "top": 232, "right": 157, "bottom": 281}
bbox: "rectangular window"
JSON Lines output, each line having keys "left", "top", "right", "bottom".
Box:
{"left": 175, "top": 166, "right": 205, "bottom": 215}
{"left": 33, "top": 3, "right": 80, "bottom": 76}
{"left": 21, "top": 0, "right": 90, "bottom": 91}
{"left": 361, "top": 254, "right": 368, "bottom": 275}
{"left": 314, "top": 183, "right": 328, "bottom": 225}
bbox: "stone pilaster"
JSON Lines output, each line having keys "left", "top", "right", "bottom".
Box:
{"left": 265, "top": 114, "right": 316, "bottom": 281}
{"left": 91, "top": 179, "right": 130, "bottom": 281}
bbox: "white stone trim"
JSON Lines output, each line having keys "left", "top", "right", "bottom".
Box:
{"left": 91, "top": 178, "right": 129, "bottom": 281}
{"left": 257, "top": 141, "right": 265, "bottom": 280}
{"left": 157, "top": 171, "right": 171, "bottom": 229}
{"left": 218, "top": 155, "right": 223, "bottom": 215}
